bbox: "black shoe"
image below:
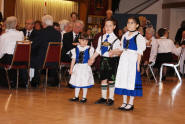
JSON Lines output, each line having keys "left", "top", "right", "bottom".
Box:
{"left": 95, "top": 98, "right": 107, "bottom": 104}
{"left": 118, "top": 103, "right": 127, "bottom": 110}
{"left": 69, "top": 97, "right": 79, "bottom": 102}
{"left": 106, "top": 99, "right": 114, "bottom": 106}
{"left": 80, "top": 98, "right": 87, "bottom": 103}
{"left": 124, "top": 104, "right": 134, "bottom": 111}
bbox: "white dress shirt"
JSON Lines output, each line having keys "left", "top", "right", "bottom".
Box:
{"left": 26, "top": 29, "right": 33, "bottom": 37}
{"left": 73, "top": 32, "right": 79, "bottom": 41}
{"left": 149, "top": 37, "right": 182, "bottom": 63}
{"left": 0, "top": 29, "right": 24, "bottom": 58}
{"left": 96, "top": 32, "right": 121, "bottom": 57}
{"left": 61, "top": 30, "right": 66, "bottom": 42}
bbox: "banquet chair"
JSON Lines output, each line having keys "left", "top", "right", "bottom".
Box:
{"left": 0, "top": 41, "right": 31, "bottom": 89}
{"left": 42, "top": 42, "right": 62, "bottom": 88}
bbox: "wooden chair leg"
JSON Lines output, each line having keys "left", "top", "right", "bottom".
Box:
{"left": 27, "top": 68, "right": 30, "bottom": 88}
{"left": 5, "top": 69, "right": 11, "bottom": 90}
{"left": 16, "top": 69, "right": 19, "bottom": 89}
{"left": 45, "top": 68, "right": 48, "bottom": 88}
{"left": 58, "top": 68, "right": 61, "bottom": 88}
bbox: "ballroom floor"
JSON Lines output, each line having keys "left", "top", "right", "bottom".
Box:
{"left": 0, "top": 77, "right": 185, "bottom": 124}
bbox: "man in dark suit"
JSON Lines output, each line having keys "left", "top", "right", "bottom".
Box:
{"left": 30, "top": 15, "right": 61, "bottom": 87}
{"left": 61, "top": 20, "right": 84, "bottom": 62}
{"left": 20, "top": 19, "right": 38, "bottom": 40}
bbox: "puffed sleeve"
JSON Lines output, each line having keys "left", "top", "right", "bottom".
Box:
{"left": 89, "top": 47, "right": 95, "bottom": 57}
{"left": 112, "top": 38, "right": 121, "bottom": 50}
{"left": 70, "top": 48, "right": 76, "bottom": 59}
{"left": 136, "top": 34, "right": 146, "bottom": 55}
{"left": 96, "top": 36, "right": 102, "bottom": 55}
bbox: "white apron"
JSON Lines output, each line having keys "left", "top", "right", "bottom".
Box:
{"left": 115, "top": 49, "right": 138, "bottom": 90}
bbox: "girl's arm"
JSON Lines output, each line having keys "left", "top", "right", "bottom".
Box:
{"left": 69, "top": 58, "right": 76, "bottom": 75}
{"left": 137, "top": 54, "right": 141, "bottom": 72}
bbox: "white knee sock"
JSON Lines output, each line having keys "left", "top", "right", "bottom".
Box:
{"left": 101, "top": 85, "right": 107, "bottom": 99}
{"left": 123, "top": 95, "right": 127, "bottom": 104}
{"left": 128, "top": 96, "right": 134, "bottom": 105}
{"left": 82, "top": 88, "right": 88, "bottom": 98}
{"left": 109, "top": 83, "right": 115, "bottom": 100}
{"left": 75, "top": 88, "right": 80, "bottom": 98}
{"left": 125, "top": 96, "right": 135, "bottom": 109}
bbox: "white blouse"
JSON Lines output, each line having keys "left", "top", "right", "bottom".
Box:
{"left": 71, "top": 45, "right": 94, "bottom": 59}
{"left": 0, "top": 29, "right": 24, "bottom": 58}
{"left": 121, "top": 31, "right": 146, "bottom": 55}
{"left": 96, "top": 32, "right": 121, "bottom": 57}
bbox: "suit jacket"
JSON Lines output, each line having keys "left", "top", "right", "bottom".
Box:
{"left": 31, "top": 26, "right": 61, "bottom": 68}
{"left": 20, "top": 28, "right": 38, "bottom": 40}
{"left": 61, "top": 31, "right": 78, "bottom": 62}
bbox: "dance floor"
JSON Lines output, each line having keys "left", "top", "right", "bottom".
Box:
{"left": 0, "top": 77, "right": 185, "bottom": 124}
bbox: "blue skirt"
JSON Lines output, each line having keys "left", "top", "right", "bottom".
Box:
{"left": 115, "top": 68, "right": 143, "bottom": 97}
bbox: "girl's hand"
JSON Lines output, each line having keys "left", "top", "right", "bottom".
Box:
{"left": 109, "top": 50, "right": 114, "bottom": 57}
{"left": 137, "top": 63, "right": 140, "bottom": 72}
{"left": 88, "top": 58, "right": 94, "bottom": 66}
{"left": 69, "top": 69, "right": 73, "bottom": 75}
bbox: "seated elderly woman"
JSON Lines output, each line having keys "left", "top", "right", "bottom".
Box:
{"left": 0, "top": 16, "right": 25, "bottom": 87}
{"left": 149, "top": 28, "right": 184, "bottom": 80}
{"left": 59, "top": 19, "right": 72, "bottom": 41}
{"left": 141, "top": 27, "right": 157, "bottom": 76}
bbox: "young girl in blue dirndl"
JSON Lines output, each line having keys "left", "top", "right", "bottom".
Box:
{"left": 114, "top": 17, "right": 146, "bottom": 111}
{"left": 69, "top": 34, "right": 94, "bottom": 103}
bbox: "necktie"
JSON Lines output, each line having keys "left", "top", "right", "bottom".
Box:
{"left": 101, "top": 34, "right": 110, "bottom": 55}
{"left": 27, "top": 31, "right": 30, "bottom": 38}
{"left": 74, "top": 34, "right": 79, "bottom": 43}
{"left": 104, "top": 34, "right": 110, "bottom": 42}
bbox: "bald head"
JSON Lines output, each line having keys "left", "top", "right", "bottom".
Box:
{"left": 106, "top": 10, "right": 113, "bottom": 19}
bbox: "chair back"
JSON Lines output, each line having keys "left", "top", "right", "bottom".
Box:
{"left": 11, "top": 41, "right": 31, "bottom": 69}
{"left": 43, "top": 42, "right": 62, "bottom": 69}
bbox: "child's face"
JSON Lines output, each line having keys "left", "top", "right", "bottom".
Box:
{"left": 79, "top": 39, "right": 88, "bottom": 47}
{"left": 105, "top": 21, "right": 116, "bottom": 34}
{"left": 127, "top": 19, "right": 139, "bottom": 32}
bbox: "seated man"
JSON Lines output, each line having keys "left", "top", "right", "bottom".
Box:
{"left": 149, "top": 28, "right": 184, "bottom": 80}
{"left": 61, "top": 20, "right": 84, "bottom": 63}
{"left": 0, "top": 16, "right": 25, "bottom": 87}
{"left": 20, "top": 19, "right": 37, "bottom": 40}
{"left": 30, "top": 15, "right": 61, "bottom": 87}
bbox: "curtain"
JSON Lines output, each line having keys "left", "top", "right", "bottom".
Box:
{"left": 15, "top": 0, "right": 78, "bottom": 27}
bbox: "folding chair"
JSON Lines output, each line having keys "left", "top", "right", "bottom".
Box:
{"left": 60, "top": 62, "right": 71, "bottom": 86}
{"left": 43, "top": 42, "right": 62, "bottom": 88}
{"left": 148, "top": 62, "right": 158, "bottom": 83}
{"left": 0, "top": 41, "right": 31, "bottom": 89}
{"left": 159, "top": 50, "right": 183, "bottom": 83}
